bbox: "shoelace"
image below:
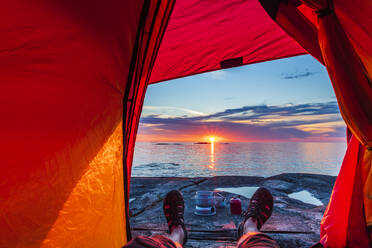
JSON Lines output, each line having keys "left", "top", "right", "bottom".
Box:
{"left": 165, "top": 204, "right": 184, "bottom": 227}
{"left": 242, "top": 199, "right": 265, "bottom": 228}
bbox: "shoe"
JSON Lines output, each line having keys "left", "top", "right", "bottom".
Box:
{"left": 237, "top": 187, "right": 273, "bottom": 239}
{"left": 163, "top": 190, "right": 188, "bottom": 245}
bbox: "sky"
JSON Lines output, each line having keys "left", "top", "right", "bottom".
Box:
{"left": 137, "top": 55, "right": 346, "bottom": 142}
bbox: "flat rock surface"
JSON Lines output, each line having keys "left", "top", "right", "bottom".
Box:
{"left": 130, "top": 174, "right": 336, "bottom": 248}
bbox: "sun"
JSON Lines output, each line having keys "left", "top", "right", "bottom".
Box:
{"left": 209, "top": 137, "right": 216, "bottom": 142}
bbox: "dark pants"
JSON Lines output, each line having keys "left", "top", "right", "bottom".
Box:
{"left": 123, "top": 232, "right": 279, "bottom": 248}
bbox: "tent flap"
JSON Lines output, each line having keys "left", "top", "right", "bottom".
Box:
{"left": 149, "top": 0, "right": 306, "bottom": 83}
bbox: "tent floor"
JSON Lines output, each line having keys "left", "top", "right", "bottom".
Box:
{"left": 130, "top": 175, "right": 336, "bottom": 248}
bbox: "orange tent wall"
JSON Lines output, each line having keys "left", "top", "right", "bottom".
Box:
{"left": 0, "top": 0, "right": 176, "bottom": 246}
{"left": 41, "top": 123, "right": 126, "bottom": 247}
{"left": 0, "top": 0, "right": 143, "bottom": 246}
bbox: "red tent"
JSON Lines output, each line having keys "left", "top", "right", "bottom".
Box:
{"left": 0, "top": 0, "right": 371, "bottom": 247}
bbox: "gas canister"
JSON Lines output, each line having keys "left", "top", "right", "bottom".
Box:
{"left": 230, "top": 196, "right": 242, "bottom": 215}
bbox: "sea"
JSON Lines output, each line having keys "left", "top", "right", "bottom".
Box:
{"left": 132, "top": 142, "right": 347, "bottom": 178}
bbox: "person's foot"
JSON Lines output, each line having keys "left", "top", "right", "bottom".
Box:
{"left": 163, "top": 190, "right": 188, "bottom": 245}
{"left": 237, "top": 187, "right": 273, "bottom": 239}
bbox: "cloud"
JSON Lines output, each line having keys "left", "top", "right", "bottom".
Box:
{"left": 206, "top": 70, "right": 228, "bottom": 80}
{"left": 142, "top": 106, "right": 205, "bottom": 117}
{"left": 186, "top": 101, "right": 341, "bottom": 121}
{"left": 138, "top": 101, "right": 346, "bottom": 142}
{"left": 282, "top": 71, "right": 318, "bottom": 79}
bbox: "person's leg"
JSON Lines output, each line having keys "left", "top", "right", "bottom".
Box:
{"left": 236, "top": 187, "right": 279, "bottom": 248}
{"left": 166, "top": 225, "right": 185, "bottom": 245}
{"left": 123, "top": 234, "right": 182, "bottom": 248}
{"left": 163, "top": 190, "right": 188, "bottom": 246}
{"left": 236, "top": 217, "right": 278, "bottom": 248}
{"left": 242, "top": 217, "right": 259, "bottom": 233}
{"left": 123, "top": 190, "right": 187, "bottom": 248}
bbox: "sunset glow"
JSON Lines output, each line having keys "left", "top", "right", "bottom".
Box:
{"left": 136, "top": 56, "right": 346, "bottom": 143}
{"left": 136, "top": 102, "right": 346, "bottom": 143}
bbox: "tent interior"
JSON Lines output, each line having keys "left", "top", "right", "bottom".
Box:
{"left": 0, "top": 0, "right": 371, "bottom": 247}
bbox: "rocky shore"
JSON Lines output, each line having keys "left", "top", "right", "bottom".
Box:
{"left": 129, "top": 174, "right": 336, "bottom": 248}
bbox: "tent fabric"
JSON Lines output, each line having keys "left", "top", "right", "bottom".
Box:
{"left": 315, "top": 10, "right": 372, "bottom": 246}
{"left": 149, "top": 0, "right": 307, "bottom": 84}
{"left": 319, "top": 136, "right": 367, "bottom": 247}
{"left": 319, "top": 134, "right": 370, "bottom": 248}
{"left": 0, "top": 0, "right": 145, "bottom": 246}
{"left": 257, "top": 0, "right": 372, "bottom": 246}
{"left": 301, "top": 1, "right": 372, "bottom": 246}
{"left": 41, "top": 124, "right": 126, "bottom": 247}
{"left": 362, "top": 146, "right": 372, "bottom": 227}
{"left": 122, "top": 0, "right": 176, "bottom": 240}
{"left": 308, "top": 1, "right": 372, "bottom": 149}
{"left": 259, "top": 0, "right": 324, "bottom": 64}
{"left": 0, "top": 0, "right": 175, "bottom": 246}
{"left": 123, "top": 0, "right": 176, "bottom": 189}
{"left": 346, "top": 141, "right": 370, "bottom": 248}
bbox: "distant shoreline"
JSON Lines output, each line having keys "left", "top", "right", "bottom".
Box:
{"left": 131, "top": 172, "right": 336, "bottom": 179}
{"left": 139, "top": 141, "right": 346, "bottom": 144}
{"left": 154, "top": 142, "right": 232, "bottom": 145}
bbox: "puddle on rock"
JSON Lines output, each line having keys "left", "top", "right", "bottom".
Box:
{"left": 288, "top": 190, "right": 323, "bottom": 206}
{"left": 215, "top": 186, "right": 259, "bottom": 199}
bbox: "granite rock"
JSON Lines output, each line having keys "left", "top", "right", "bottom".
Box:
{"left": 130, "top": 174, "right": 335, "bottom": 248}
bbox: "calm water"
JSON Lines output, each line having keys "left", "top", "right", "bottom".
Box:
{"left": 132, "top": 142, "right": 347, "bottom": 177}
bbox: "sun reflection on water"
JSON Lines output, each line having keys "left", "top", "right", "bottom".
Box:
{"left": 132, "top": 142, "right": 347, "bottom": 177}
{"left": 209, "top": 142, "right": 215, "bottom": 169}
